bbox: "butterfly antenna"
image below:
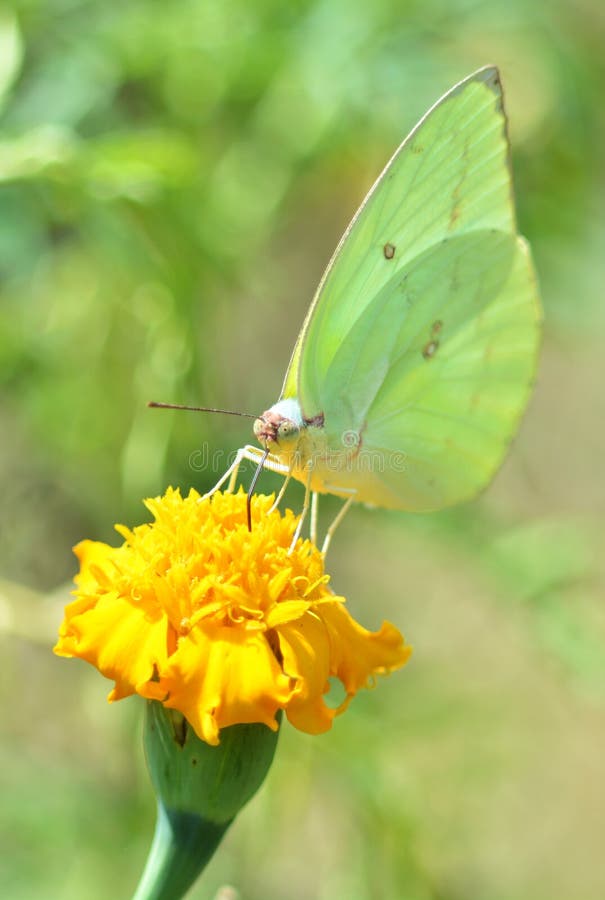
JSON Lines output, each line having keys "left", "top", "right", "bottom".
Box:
{"left": 148, "top": 401, "right": 259, "bottom": 419}
{"left": 247, "top": 447, "right": 270, "bottom": 531}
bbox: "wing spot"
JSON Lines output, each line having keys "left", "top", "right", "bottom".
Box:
{"left": 431, "top": 320, "right": 443, "bottom": 335}
{"left": 423, "top": 340, "right": 439, "bottom": 360}
{"left": 383, "top": 242, "right": 396, "bottom": 260}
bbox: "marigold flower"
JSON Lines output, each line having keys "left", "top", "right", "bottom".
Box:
{"left": 54, "top": 488, "right": 411, "bottom": 745}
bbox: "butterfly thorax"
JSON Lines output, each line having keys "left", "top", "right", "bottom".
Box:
{"left": 254, "top": 397, "right": 363, "bottom": 494}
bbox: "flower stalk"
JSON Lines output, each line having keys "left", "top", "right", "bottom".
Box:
{"left": 133, "top": 701, "right": 281, "bottom": 900}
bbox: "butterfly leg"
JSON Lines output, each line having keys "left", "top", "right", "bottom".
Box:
{"left": 203, "top": 445, "right": 287, "bottom": 497}
{"left": 203, "top": 447, "right": 247, "bottom": 498}
{"left": 245, "top": 446, "right": 291, "bottom": 478}
{"left": 289, "top": 465, "right": 313, "bottom": 553}
{"left": 310, "top": 490, "right": 319, "bottom": 546}
{"left": 321, "top": 490, "right": 357, "bottom": 556}
{"left": 268, "top": 466, "right": 294, "bottom": 514}
{"left": 227, "top": 451, "right": 244, "bottom": 493}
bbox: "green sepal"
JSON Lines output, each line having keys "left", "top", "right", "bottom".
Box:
{"left": 132, "top": 701, "right": 281, "bottom": 900}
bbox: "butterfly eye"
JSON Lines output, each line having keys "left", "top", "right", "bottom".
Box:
{"left": 277, "top": 420, "right": 299, "bottom": 442}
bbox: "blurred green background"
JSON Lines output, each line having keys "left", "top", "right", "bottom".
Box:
{"left": 1, "top": 0, "right": 604, "bottom": 898}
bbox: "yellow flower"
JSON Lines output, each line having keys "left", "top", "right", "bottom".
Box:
{"left": 54, "top": 488, "right": 411, "bottom": 745}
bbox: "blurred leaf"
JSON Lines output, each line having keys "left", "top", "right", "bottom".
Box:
{"left": 488, "top": 518, "right": 605, "bottom": 688}
{"left": 489, "top": 518, "right": 596, "bottom": 600}
{"left": 0, "top": 8, "right": 23, "bottom": 111}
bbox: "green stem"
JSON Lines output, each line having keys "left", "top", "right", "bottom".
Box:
{"left": 133, "top": 702, "right": 281, "bottom": 899}
{"left": 132, "top": 801, "right": 232, "bottom": 900}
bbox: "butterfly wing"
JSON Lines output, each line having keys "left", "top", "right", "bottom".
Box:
{"left": 281, "top": 66, "right": 541, "bottom": 510}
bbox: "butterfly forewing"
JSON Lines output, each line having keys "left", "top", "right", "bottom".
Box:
{"left": 283, "top": 67, "right": 515, "bottom": 404}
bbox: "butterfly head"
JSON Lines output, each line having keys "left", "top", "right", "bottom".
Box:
{"left": 253, "top": 397, "right": 304, "bottom": 453}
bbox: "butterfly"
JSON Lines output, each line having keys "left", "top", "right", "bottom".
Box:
{"left": 162, "top": 67, "right": 541, "bottom": 552}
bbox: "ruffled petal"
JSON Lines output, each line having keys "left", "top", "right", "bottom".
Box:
{"left": 54, "top": 591, "right": 168, "bottom": 701}
{"left": 73, "top": 539, "right": 117, "bottom": 593}
{"left": 277, "top": 612, "right": 336, "bottom": 734}
{"left": 317, "top": 601, "right": 412, "bottom": 692}
{"left": 159, "top": 622, "right": 295, "bottom": 746}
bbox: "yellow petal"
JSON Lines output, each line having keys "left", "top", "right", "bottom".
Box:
{"left": 159, "top": 622, "right": 295, "bottom": 746}
{"left": 54, "top": 591, "right": 168, "bottom": 701}
{"left": 73, "top": 540, "right": 117, "bottom": 592}
{"left": 265, "top": 599, "right": 311, "bottom": 629}
{"left": 318, "top": 601, "right": 412, "bottom": 692}
{"left": 277, "top": 612, "right": 336, "bottom": 734}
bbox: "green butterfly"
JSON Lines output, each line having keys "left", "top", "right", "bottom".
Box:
{"left": 216, "top": 67, "right": 542, "bottom": 548}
